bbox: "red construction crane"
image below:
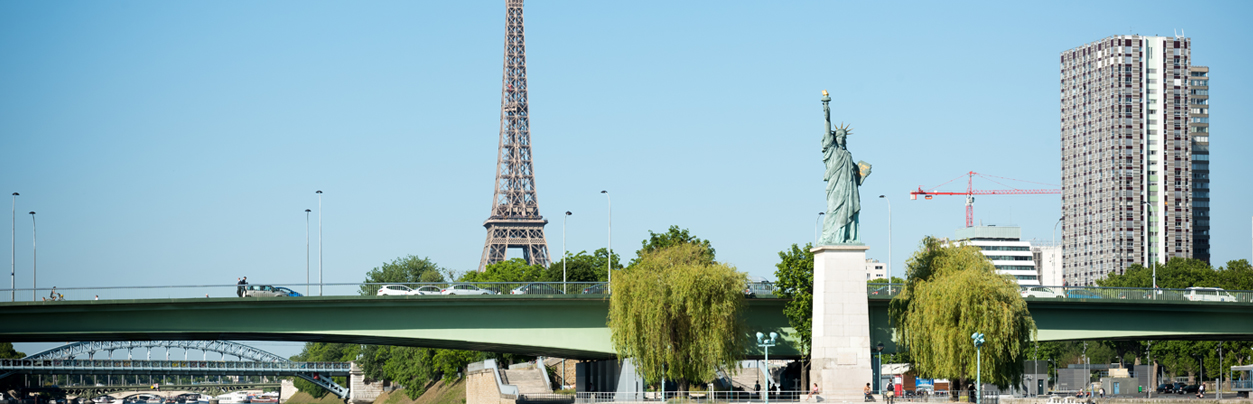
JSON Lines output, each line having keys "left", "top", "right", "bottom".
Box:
{"left": 910, "top": 171, "right": 1060, "bottom": 228}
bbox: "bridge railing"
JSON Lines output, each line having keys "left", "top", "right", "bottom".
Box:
{"left": 0, "top": 359, "right": 351, "bottom": 374}
{"left": 867, "top": 283, "right": 1253, "bottom": 304}
{"left": 0, "top": 281, "right": 779, "bottom": 301}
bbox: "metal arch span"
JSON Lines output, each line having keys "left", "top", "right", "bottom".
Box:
{"left": 19, "top": 340, "right": 286, "bottom": 362}
{"left": 2, "top": 340, "right": 348, "bottom": 398}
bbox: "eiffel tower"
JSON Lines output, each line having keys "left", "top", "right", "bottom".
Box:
{"left": 478, "top": 0, "right": 550, "bottom": 272}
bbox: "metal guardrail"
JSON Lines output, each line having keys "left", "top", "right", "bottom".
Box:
{"left": 575, "top": 390, "right": 811, "bottom": 403}
{"left": 866, "top": 283, "right": 1253, "bottom": 304}
{"left": 0, "top": 359, "right": 351, "bottom": 375}
{"left": 3, "top": 282, "right": 1250, "bottom": 305}
{"left": 0, "top": 281, "right": 778, "bottom": 302}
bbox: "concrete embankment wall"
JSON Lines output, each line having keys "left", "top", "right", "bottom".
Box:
{"left": 467, "top": 369, "right": 516, "bottom": 404}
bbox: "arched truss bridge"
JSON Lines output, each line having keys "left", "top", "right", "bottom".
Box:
{"left": 0, "top": 341, "right": 350, "bottom": 398}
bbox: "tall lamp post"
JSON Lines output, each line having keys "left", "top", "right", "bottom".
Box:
{"left": 10, "top": 192, "right": 16, "bottom": 302}
{"left": 305, "top": 209, "right": 311, "bottom": 296}
{"left": 316, "top": 190, "right": 322, "bottom": 296}
{"left": 972, "top": 333, "right": 985, "bottom": 404}
{"left": 29, "top": 211, "right": 36, "bottom": 302}
{"left": 814, "top": 212, "right": 824, "bottom": 245}
{"left": 1218, "top": 342, "right": 1224, "bottom": 399}
{"left": 563, "top": 211, "right": 571, "bottom": 294}
{"left": 601, "top": 190, "right": 611, "bottom": 291}
{"left": 878, "top": 195, "right": 892, "bottom": 292}
{"left": 875, "top": 342, "right": 885, "bottom": 394}
{"left": 756, "top": 332, "right": 777, "bottom": 404}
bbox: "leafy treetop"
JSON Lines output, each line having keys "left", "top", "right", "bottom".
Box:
{"left": 632, "top": 225, "right": 715, "bottom": 266}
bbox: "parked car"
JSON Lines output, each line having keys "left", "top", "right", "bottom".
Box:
{"left": 1179, "top": 384, "right": 1201, "bottom": 394}
{"left": 582, "top": 283, "right": 609, "bottom": 295}
{"left": 1171, "top": 382, "right": 1188, "bottom": 394}
{"left": 1020, "top": 287, "right": 1065, "bottom": 299}
{"left": 1184, "top": 287, "right": 1236, "bottom": 302}
{"left": 412, "top": 285, "right": 442, "bottom": 295}
{"left": 377, "top": 285, "right": 417, "bottom": 296}
{"left": 1155, "top": 383, "right": 1172, "bottom": 394}
{"left": 510, "top": 283, "right": 563, "bottom": 295}
{"left": 242, "top": 284, "right": 290, "bottom": 297}
{"left": 441, "top": 284, "right": 495, "bottom": 295}
{"left": 274, "top": 286, "right": 302, "bottom": 297}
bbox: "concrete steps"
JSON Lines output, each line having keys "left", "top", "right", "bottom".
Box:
{"left": 504, "top": 368, "right": 552, "bottom": 395}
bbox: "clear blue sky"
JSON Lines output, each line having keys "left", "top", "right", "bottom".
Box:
{"left": 3, "top": 1, "right": 1251, "bottom": 356}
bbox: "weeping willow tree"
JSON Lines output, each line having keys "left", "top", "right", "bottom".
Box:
{"left": 889, "top": 237, "right": 1036, "bottom": 396}
{"left": 608, "top": 243, "right": 747, "bottom": 388}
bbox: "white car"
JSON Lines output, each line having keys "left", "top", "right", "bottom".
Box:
{"left": 413, "top": 285, "right": 442, "bottom": 295}
{"left": 1184, "top": 287, "right": 1236, "bottom": 302}
{"left": 1020, "top": 287, "right": 1064, "bottom": 299}
{"left": 441, "top": 284, "right": 496, "bottom": 295}
{"left": 377, "top": 285, "right": 418, "bottom": 296}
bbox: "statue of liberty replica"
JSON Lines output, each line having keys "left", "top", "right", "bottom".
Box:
{"left": 819, "top": 90, "right": 871, "bottom": 245}
{"left": 807, "top": 90, "right": 875, "bottom": 401}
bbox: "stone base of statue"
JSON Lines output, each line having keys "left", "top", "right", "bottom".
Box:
{"left": 808, "top": 244, "right": 872, "bottom": 402}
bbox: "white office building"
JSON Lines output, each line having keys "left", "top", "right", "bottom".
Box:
{"left": 865, "top": 259, "right": 887, "bottom": 281}
{"left": 953, "top": 226, "right": 1040, "bottom": 286}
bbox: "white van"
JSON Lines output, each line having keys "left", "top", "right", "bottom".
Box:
{"left": 1184, "top": 287, "right": 1236, "bottom": 302}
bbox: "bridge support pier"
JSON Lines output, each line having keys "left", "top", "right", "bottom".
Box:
{"left": 809, "top": 245, "right": 873, "bottom": 402}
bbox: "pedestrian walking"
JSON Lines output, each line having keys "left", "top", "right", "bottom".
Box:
{"left": 1099, "top": 387, "right": 1105, "bottom": 398}
{"left": 236, "top": 277, "right": 244, "bottom": 297}
{"left": 886, "top": 383, "right": 895, "bottom": 404}
{"left": 1198, "top": 383, "right": 1205, "bottom": 399}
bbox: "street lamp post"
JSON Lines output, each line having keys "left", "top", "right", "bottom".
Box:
{"left": 1052, "top": 216, "right": 1062, "bottom": 287}
{"left": 879, "top": 195, "right": 892, "bottom": 292}
{"left": 10, "top": 192, "right": 16, "bottom": 302}
{"left": 972, "top": 333, "right": 985, "bottom": 404}
{"left": 305, "top": 209, "right": 311, "bottom": 296}
{"left": 29, "top": 211, "right": 36, "bottom": 302}
{"left": 601, "top": 190, "right": 611, "bottom": 291}
{"left": 563, "top": 211, "right": 571, "bottom": 294}
{"left": 814, "top": 212, "right": 824, "bottom": 245}
{"left": 316, "top": 190, "right": 322, "bottom": 296}
{"left": 1147, "top": 341, "right": 1153, "bottom": 399}
{"left": 1218, "top": 342, "right": 1224, "bottom": 399}
{"left": 875, "top": 342, "right": 885, "bottom": 394}
{"left": 756, "top": 332, "right": 778, "bottom": 404}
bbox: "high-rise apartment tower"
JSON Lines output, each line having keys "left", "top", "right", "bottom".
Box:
{"left": 1188, "top": 66, "right": 1210, "bottom": 263}
{"left": 1060, "top": 35, "right": 1195, "bottom": 285}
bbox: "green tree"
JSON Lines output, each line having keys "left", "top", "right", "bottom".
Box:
{"left": 0, "top": 343, "right": 24, "bottom": 359}
{"left": 773, "top": 243, "right": 814, "bottom": 385}
{"left": 609, "top": 243, "right": 746, "bottom": 388}
{"left": 631, "top": 225, "right": 715, "bottom": 266}
{"left": 890, "top": 237, "right": 1037, "bottom": 393}
{"left": 544, "top": 248, "right": 620, "bottom": 283}
{"left": 462, "top": 258, "right": 546, "bottom": 283}
{"left": 290, "top": 343, "right": 360, "bottom": 398}
{"left": 358, "top": 255, "right": 446, "bottom": 296}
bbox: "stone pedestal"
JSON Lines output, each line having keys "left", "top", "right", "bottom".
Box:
{"left": 809, "top": 245, "right": 872, "bottom": 402}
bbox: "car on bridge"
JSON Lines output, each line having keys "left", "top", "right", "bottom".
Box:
{"left": 243, "top": 285, "right": 291, "bottom": 297}
{"left": 441, "top": 284, "right": 496, "bottom": 295}
{"left": 377, "top": 285, "right": 419, "bottom": 296}
{"left": 1184, "top": 287, "right": 1237, "bottom": 302}
{"left": 275, "top": 286, "right": 302, "bottom": 297}
{"left": 413, "top": 285, "right": 442, "bottom": 295}
{"left": 1020, "top": 287, "right": 1064, "bottom": 299}
{"left": 581, "top": 283, "right": 608, "bottom": 295}
{"left": 510, "top": 283, "right": 564, "bottom": 295}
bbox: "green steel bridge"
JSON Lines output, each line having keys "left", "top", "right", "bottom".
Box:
{"left": 1, "top": 285, "right": 1251, "bottom": 359}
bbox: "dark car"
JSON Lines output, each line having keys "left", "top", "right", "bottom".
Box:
{"left": 1179, "top": 384, "right": 1200, "bottom": 394}
{"left": 510, "top": 283, "right": 564, "bottom": 295}
{"left": 582, "top": 283, "right": 609, "bottom": 295}
{"left": 1156, "top": 384, "right": 1173, "bottom": 394}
